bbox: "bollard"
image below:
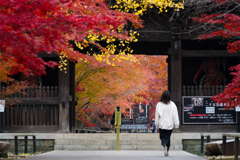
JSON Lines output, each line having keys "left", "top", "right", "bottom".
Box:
{"left": 24, "top": 136, "right": 28, "bottom": 154}
{"left": 222, "top": 135, "right": 226, "bottom": 155}
{"left": 235, "top": 137, "right": 239, "bottom": 160}
{"left": 200, "top": 134, "right": 211, "bottom": 154}
{"left": 115, "top": 106, "right": 121, "bottom": 151}
{"left": 14, "top": 136, "right": 18, "bottom": 155}
{"left": 207, "top": 136, "right": 210, "bottom": 143}
{"left": 201, "top": 135, "right": 204, "bottom": 153}
{"left": 33, "top": 136, "right": 36, "bottom": 153}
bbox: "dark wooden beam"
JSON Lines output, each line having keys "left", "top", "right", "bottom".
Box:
{"left": 136, "top": 30, "right": 226, "bottom": 42}
{"left": 2, "top": 126, "right": 61, "bottom": 133}
{"left": 181, "top": 125, "right": 237, "bottom": 132}
{"left": 130, "top": 41, "right": 170, "bottom": 55}
{"left": 6, "top": 98, "right": 59, "bottom": 105}
{"left": 137, "top": 31, "right": 172, "bottom": 42}
{"left": 37, "top": 52, "right": 58, "bottom": 58}
{"left": 182, "top": 50, "right": 240, "bottom": 57}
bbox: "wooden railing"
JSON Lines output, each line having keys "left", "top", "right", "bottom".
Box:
{"left": 200, "top": 134, "right": 210, "bottom": 154}
{"left": 222, "top": 134, "right": 240, "bottom": 160}
{"left": 182, "top": 85, "right": 225, "bottom": 96}
{"left": 1, "top": 86, "right": 60, "bottom": 133}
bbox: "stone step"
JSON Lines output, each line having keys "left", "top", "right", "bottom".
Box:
{"left": 0, "top": 132, "right": 226, "bottom": 152}
{"left": 54, "top": 133, "right": 183, "bottom": 150}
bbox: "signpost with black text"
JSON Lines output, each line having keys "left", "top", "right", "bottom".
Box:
{"left": 183, "top": 96, "right": 237, "bottom": 124}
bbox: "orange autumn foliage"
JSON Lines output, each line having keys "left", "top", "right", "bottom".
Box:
{"left": 75, "top": 55, "right": 168, "bottom": 127}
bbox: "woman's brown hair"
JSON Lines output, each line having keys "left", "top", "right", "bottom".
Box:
{"left": 160, "top": 90, "right": 171, "bottom": 104}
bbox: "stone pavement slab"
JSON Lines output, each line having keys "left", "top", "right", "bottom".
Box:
{"left": 22, "top": 150, "right": 207, "bottom": 160}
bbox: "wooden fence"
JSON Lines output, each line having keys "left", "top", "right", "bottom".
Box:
{"left": 182, "top": 85, "right": 225, "bottom": 96}
{"left": 1, "top": 86, "right": 60, "bottom": 133}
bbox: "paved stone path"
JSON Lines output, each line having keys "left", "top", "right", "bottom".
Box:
{"left": 22, "top": 150, "right": 207, "bottom": 160}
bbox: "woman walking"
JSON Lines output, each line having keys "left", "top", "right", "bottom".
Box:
{"left": 155, "top": 90, "right": 179, "bottom": 157}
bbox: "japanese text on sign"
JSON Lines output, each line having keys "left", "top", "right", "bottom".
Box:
{"left": 182, "top": 96, "right": 236, "bottom": 124}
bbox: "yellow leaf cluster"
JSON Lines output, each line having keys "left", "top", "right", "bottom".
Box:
{"left": 58, "top": 53, "right": 68, "bottom": 73}
{"left": 111, "top": 0, "right": 184, "bottom": 15}
{"left": 65, "top": 0, "right": 184, "bottom": 69}
{"left": 74, "top": 30, "right": 139, "bottom": 66}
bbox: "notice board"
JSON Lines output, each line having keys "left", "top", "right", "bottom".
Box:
{"left": 121, "top": 119, "right": 133, "bottom": 124}
{"left": 134, "top": 103, "right": 149, "bottom": 124}
{"left": 182, "top": 96, "right": 236, "bottom": 124}
{"left": 0, "top": 100, "right": 5, "bottom": 112}
{"left": 121, "top": 124, "right": 148, "bottom": 130}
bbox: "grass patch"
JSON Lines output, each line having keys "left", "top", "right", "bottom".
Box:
{"left": 0, "top": 152, "right": 42, "bottom": 159}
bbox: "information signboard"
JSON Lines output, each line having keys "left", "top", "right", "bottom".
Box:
{"left": 134, "top": 103, "right": 149, "bottom": 124}
{"left": 0, "top": 100, "right": 5, "bottom": 133}
{"left": 121, "top": 119, "right": 133, "bottom": 124}
{"left": 235, "top": 106, "right": 240, "bottom": 112}
{"left": 0, "top": 100, "right": 5, "bottom": 112}
{"left": 121, "top": 124, "right": 148, "bottom": 130}
{"left": 182, "top": 96, "right": 237, "bottom": 124}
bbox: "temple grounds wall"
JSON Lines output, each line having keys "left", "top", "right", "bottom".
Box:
{"left": 0, "top": 139, "right": 54, "bottom": 153}
{"left": 0, "top": 133, "right": 231, "bottom": 154}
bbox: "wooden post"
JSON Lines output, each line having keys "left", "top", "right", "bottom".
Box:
{"left": 200, "top": 135, "right": 204, "bottom": 153}
{"left": 235, "top": 137, "right": 239, "bottom": 160}
{"left": 58, "top": 56, "right": 70, "bottom": 133}
{"left": 207, "top": 135, "right": 210, "bottom": 143}
{"left": 24, "top": 136, "right": 28, "bottom": 154}
{"left": 33, "top": 135, "right": 36, "bottom": 153}
{"left": 168, "top": 55, "right": 171, "bottom": 92}
{"left": 69, "top": 61, "right": 76, "bottom": 133}
{"left": 170, "top": 35, "right": 182, "bottom": 131}
{"left": 222, "top": 135, "right": 226, "bottom": 155}
{"left": 14, "top": 136, "right": 18, "bottom": 155}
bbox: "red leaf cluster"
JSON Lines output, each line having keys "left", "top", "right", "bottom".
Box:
{"left": 0, "top": 0, "right": 142, "bottom": 77}
{"left": 192, "top": 0, "right": 240, "bottom": 108}
{"left": 213, "top": 64, "right": 240, "bottom": 109}
{"left": 193, "top": 13, "right": 240, "bottom": 53}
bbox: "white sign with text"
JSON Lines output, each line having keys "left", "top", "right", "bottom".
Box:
{"left": 0, "top": 100, "right": 5, "bottom": 112}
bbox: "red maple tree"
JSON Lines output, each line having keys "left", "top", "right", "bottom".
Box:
{"left": 0, "top": 0, "right": 142, "bottom": 98}
{"left": 0, "top": 0, "right": 142, "bottom": 77}
{"left": 192, "top": 0, "right": 240, "bottom": 108}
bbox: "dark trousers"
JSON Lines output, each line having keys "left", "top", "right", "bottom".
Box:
{"left": 159, "top": 129, "right": 173, "bottom": 150}
{"left": 152, "top": 130, "right": 155, "bottom": 133}
{"left": 115, "top": 129, "right": 121, "bottom": 133}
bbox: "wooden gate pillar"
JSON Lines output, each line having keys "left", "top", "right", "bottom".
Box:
{"left": 69, "top": 61, "right": 76, "bottom": 133}
{"left": 58, "top": 56, "right": 70, "bottom": 133}
{"left": 169, "top": 35, "right": 182, "bottom": 131}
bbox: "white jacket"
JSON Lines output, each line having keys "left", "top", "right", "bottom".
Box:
{"left": 155, "top": 101, "right": 179, "bottom": 130}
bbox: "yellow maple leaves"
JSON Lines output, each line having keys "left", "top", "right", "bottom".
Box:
{"left": 59, "top": 0, "right": 184, "bottom": 71}
{"left": 59, "top": 55, "right": 68, "bottom": 73}
{"left": 112, "top": 0, "right": 184, "bottom": 15}
{"left": 74, "top": 29, "right": 139, "bottom": 66}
